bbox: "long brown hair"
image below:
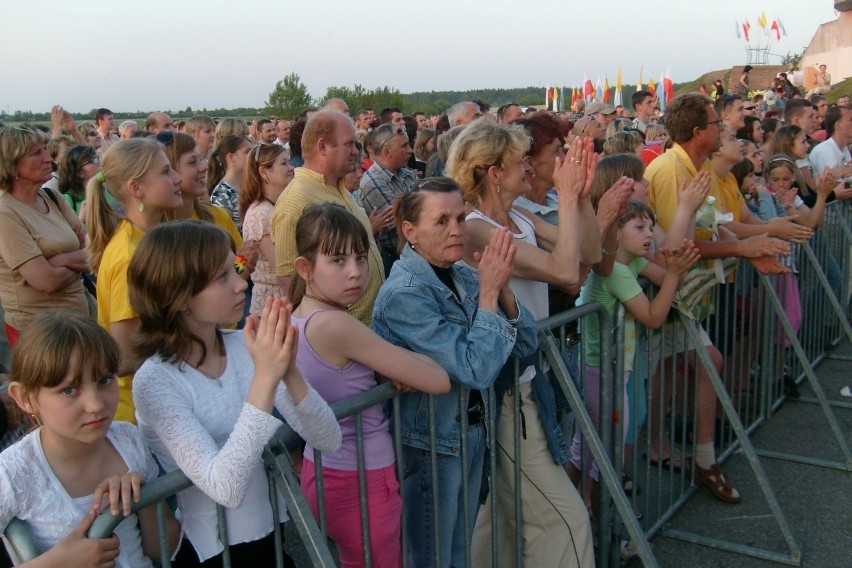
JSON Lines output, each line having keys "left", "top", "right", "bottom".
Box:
{"left": 207, "top": 134, "right": 249, "bottom": 195}
{"left": 129, "top": 221, "right": 233, "bottom": 367}
{"left": 240, "top": 143, "right": 287, "bottom": 221}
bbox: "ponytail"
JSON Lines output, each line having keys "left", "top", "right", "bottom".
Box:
{"left": 85, "top": 172, "right": 121, "bottom": 274}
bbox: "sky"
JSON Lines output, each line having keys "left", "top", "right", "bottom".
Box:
{"left": 0, "top": 0, "right": 842, "bottom": 114}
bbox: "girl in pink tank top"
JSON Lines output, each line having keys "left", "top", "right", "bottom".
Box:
{"left": 290, "top": 203, "right": 449, "bottom": 567}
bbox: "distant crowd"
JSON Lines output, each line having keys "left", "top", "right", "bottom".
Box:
{"left": 0, "top": 72, "right": 850, "bottom": 568}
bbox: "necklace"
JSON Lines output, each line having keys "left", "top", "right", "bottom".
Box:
{"left": 194, "top": 349, "right": 226, "bottom": 382}
{"left": 304, "top": 293, "right": 349, "bottom": 311}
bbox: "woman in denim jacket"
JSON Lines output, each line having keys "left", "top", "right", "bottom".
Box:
{"left": 372, "top": 177, "right": 536, "bottom": 568}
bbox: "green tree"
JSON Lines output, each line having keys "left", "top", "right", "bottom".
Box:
{"left": 319, "top": 84, "right": 405, "bottom": 115}
{"left": 266, "top": 72, "right": 313, "bottom": 120}
{"left": 781, "top": 50, "right": 804, "bottom": 71}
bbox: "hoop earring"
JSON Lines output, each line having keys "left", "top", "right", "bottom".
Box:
{"left": 139, "top": 202, "right": 145, "bottom": 213}
{"left": 496, "top": 183, "right": 501, "bottom": 194}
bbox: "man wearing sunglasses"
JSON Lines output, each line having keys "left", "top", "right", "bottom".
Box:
{"left": 359, "top": 124, "right": 416, "bottom": 274}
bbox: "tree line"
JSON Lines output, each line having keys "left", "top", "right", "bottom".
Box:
{"left": 3, "top": 72, "right": 691, "bottom": 124}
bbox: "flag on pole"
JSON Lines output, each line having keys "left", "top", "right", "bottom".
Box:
{"left": 603, "top": 76, "right": 611, "bottom": 104}
{"left": 758, "top": 11, "right": 768, "bottom": 29}
{"left": 647, "top": 77, "right": 657, "bottom": 98}
{"left": 560, "top": 87, "right": 565, "bottom": 112}
{"left": 583, "top": 74, "right": 594, "bottom": 102}
{"left": 637, "top": 67, "right": 643, "bottom": 90}
{"left": 595, "top": 77, "right": 603, "bottom": 102}
{"left": 659, "top": 72, "right": 666, "bottom": 113}
{"left": 545, "top": 85, "right": 551, "bottom": 109}
{"left": 735, "top": 20, "right": 741, "bottom": 39}
{"left": 614, "top": 67, "right": 623, "bottom": 107}
{"left": 743, "top": 19, "right": 751, "bottom": 42}
{"left": 770, "top": 19, "right": 781, "bottom": 41}
{"left": 663, "top": 68, "right": 674, "bottom": 105}
{"left": 552, "top": 86, "right": 559, "bottom": 112}
{"left": 777, "top": 18, "right": 787, "bottom": 36}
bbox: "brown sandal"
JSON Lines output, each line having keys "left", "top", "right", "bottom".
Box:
{"left": 695, "top": 464, "right": 741, "bottom": 504}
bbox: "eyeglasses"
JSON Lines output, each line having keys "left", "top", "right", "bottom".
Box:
{"left": 704, "top": 119, "right": 723, "bottom": 128}
{"left": 86, "top": 131, "right": 98, "bottom": 138}
{"left": 155, "top": 130, "right": 175, "bottom": 146}
{"left": 83, "top": 155, "right": 102, "bottom": 167}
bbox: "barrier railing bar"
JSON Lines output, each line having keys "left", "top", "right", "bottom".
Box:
{"left": 800, "top": 242, "right": 852, "bottom": 344}
{"left": 486, "top": 381, "right": 498, "bottom": 567}
{"left": 754, "top": 273, "right": 852, "bottom": 471}
{"left": 215, "top": 504, "right": 231, "bottom": 567}
{"left": 427, "top": 394, "right": 440, "bottom": 568}
{"left": 659, "top": 314, "right": 802, "bottom": 565}
{"left": 662, "top": 529, "right": 801, "bottom": 566}
{"left": 539, "top": 324, "right": 659, "bottom": 568}
{"left": 458, "top": 385, "right": 472, "bottom": 568}
{"left": 156, "top": 501, "right": 171, "bottom": 568}
{"left": 354, "top": 413, "right": 371, "bottom": 567}
{"left": 266, "top": 474, "right": 284, "bottom": 568}
{"left": 262, "top": 445, "right": 337, "bottom": 567}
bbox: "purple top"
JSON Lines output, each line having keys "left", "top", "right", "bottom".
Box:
{"left": 293, "top": 310, "right": 394, "bottom": 471}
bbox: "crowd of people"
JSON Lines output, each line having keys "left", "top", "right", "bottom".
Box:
{"left": 0, "top": 72, "right": 849, "bottom": 567}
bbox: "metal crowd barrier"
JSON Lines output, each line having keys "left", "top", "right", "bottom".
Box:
{"left": 2, "top": 203, "right": 849, "bottom": 568}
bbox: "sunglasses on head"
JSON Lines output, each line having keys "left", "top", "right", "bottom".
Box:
{"left": 378, "top": 126, "right": 406, "bottom": 149}
{"left": 155, "top": 130, "right": 174, "bottom": 146}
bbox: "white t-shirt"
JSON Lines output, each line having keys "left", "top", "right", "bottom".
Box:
{"left": 464, "top": 207, "right": 548, "bottom": 383}
{"left": 808, "top": 137, "right": 851, "bottom": 183}
{"left": 0, "top": 422, "right": 158, "bottom": 567}
{"left": 133, "top": 330, "right": 341, "bottom": 562}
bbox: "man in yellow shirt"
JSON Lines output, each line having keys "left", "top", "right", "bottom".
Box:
{"left": 271, "top": 111, "right": 384, "bottom": 327}
{"left": 645, "top": 93, "right": 790, "bottom": 505}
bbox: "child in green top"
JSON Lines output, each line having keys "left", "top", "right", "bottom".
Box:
{"left": 570, "top": 200, "right": 699, "bottom": 517}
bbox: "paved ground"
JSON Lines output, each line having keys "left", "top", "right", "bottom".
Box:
{"left": 648, "top": 342, "right": 852, "bottom": 568}
{"left": 276, "top": 341, "right": 852, "bottom": 567}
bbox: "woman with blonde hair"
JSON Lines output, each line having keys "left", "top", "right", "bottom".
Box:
{"left": 184, "top": 114, "right": 217, "bottom": 160}
{"left": 214, "top": 117, "right": 250, "bottom": 147}
{"left": 0, "top": 126, "right": 91, "bottom": 346}
{"left": 240, "top": 143, "right": 294, "bottom": 315}
{"left": 446, "top": 120, "right": 596, "bottom": 567}
{"left": 413, "top": 127, "right": 436, "bottom": 168}
{"left": 85, "top": 137, "right": 183, "bottom": 422}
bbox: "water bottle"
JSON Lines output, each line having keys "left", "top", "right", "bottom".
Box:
{"left": 695, "top": 196, "right": 717, "bottom": 230}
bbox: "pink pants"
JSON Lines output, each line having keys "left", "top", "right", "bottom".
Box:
{"left": 569, "top": 365, "right": 631, "bottom": 482}
{"left": 301, "top": 460, "right": 403, "bottom": 568}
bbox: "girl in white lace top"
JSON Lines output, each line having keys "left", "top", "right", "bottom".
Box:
{"left": 1, "top": 311, "right": 178, "bottom": 567}
{"left": 128, "top": 221, "right": 342, "bottom": 565}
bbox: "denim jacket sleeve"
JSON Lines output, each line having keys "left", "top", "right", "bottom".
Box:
{"left": 373, "top": 283, "right": 518, "bottom": 391}
{"left": 506, "top": 297, "right": 539, "bottom": 359}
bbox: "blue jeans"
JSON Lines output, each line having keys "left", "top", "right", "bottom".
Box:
{"left": 402, "top": 423, "right": 486, "bottom": 568}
